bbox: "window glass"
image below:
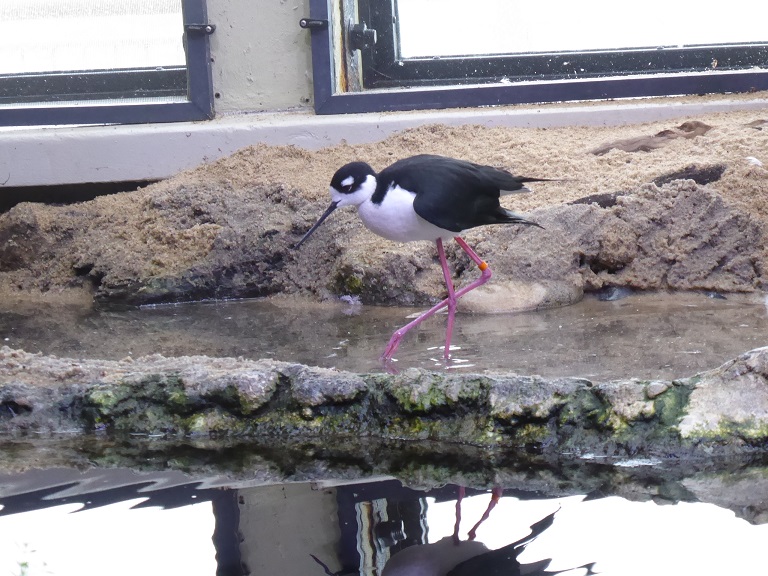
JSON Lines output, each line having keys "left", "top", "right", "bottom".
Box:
{"left": 0, "top": 0, "right": 184, "bottom": 75}
{"left": 0, "top": 0, "right": 213, "bottom": 125}
{"left": 397, "top": 0, "right": 768, "bottom": 58}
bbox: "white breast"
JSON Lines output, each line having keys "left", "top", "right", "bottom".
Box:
{"left": 357, "top": 184, "right": 456, "bottom": 243}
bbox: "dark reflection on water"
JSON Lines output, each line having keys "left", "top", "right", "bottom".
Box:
{"left": 1, "top": 469, "right": 767, "bottom": 576}
{"left": 2, "top": 292, "right": 768, "bottom": 380}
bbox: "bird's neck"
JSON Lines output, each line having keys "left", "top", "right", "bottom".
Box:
{"left": 349, "top": 174, "right": 378, "bottom": 207}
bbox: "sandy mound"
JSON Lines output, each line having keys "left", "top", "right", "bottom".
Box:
{"left": 0, "top": 109, "right": 766, "bottom": 308}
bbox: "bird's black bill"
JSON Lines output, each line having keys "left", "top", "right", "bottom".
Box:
{"left": 293, "top": 201, "right": 339, "bottom": 249}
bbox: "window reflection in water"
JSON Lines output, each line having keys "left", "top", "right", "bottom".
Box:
{"left": 2, "top": 470, "right": 767, "bottom": 575}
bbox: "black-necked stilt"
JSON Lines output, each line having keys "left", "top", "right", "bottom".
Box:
{"left": 295, "top": 154, "right": 547, "bottom": 362}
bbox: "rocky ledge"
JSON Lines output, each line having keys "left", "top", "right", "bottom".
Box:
{"left": 2, "top": 345, "right": 767, "bottom": 458}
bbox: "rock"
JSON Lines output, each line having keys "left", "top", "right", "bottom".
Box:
{"left": 745, "top": 119, "right": 768, "bottom": 130}
{"left": 678, "top": 347, "right": 768, "bottom": 442}
{"left": 456, "top": 181, "right": 763, "bottom": 312}
{"left": 457, "top": 280, "right": 582, "bottom": 314}
{"left": 589, "top": 121, "right": 713, "bottom": 155}
{"left": 3, "top": 345, "right": 768, "bottom": 458}
{"left": 0, "top": 204, "right": 48, "bottom": 272}
{"left": 646, "top": 381, "right": 671, "bottom": 399}
{"left": 652, "top": 163, "right": 727, "bottom": 187}
{"left": 284, "top": 364, "right": 368, "bottom": 406}
{"left": 683, "top": 469, "right": 768, "bottom": 524}
{"left": 569, "top": 191, "right": 627, "bottom": 208}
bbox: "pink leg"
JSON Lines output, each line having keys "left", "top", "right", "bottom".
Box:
{"left": 467, "top": 486, "right": 503, "bottom": 541}
{"left": 381, "top": 236, "right": 493, "bottom": 361}
{"left": 437, "top": 239, "right": 457, "bottom": 359}
{"left": 453, "top": 485, "right": 466, "bottom": 545}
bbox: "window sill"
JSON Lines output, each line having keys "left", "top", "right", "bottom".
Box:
{"left": 1, "top": 92, "right": 766, "bottom": 188}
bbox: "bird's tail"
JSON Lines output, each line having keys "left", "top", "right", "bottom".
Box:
{"left": 501, "top": 209, "right": 544, "bottom": 229}
{"left": 501, "top": 176, "right": 571, "bottom": 196}
{"left": 517, "top": 176, "right": 561, "bottom": 184}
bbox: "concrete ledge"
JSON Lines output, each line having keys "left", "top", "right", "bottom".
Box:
{"left": 1, "top": 95, "right": 767, "bottom": 188}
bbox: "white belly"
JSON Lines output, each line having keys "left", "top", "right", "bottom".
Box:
{"left": 357, "top": 185, "right": 456, "bottom": 243}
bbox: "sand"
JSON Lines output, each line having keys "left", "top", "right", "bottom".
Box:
{"left": 0, "top": 106, "right": 766, "bottom": 306}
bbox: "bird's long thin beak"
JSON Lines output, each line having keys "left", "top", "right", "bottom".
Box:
{"left": 293, "top": 200, "right": 340, "bottom": 249}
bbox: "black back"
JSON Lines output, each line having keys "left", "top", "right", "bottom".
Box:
{"left": 446, "top": 509, "right": 596, "bottom": 576}
{"left": 373, "top": 154, "right": 537, "bottom": 232}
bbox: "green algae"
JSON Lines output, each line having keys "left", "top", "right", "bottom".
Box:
{"left": 84, "top": 374, "right": 190, "bottom": 430}
{"left": 4, "top": 341, "right": 766, "bottom": 457}
{"left": 184, "top": 409, "right": 250, "bottom": 436}
{"left": 75, "top": 371, "right": 702, "bottom": 454}
{"left": 654, "top": 383, "right": 693, "bottom": 428}
{"left": 558, "top": 389, "right": 611, "bottom": 429}
{"left": 387, "top": 372, "right": 490, "bottom": 413}
{"left": 510, "top": 422, "right": 551, "bottom": 446}
{"left": 334, "top": 268, "right": 365, "bottom": 295}
{"left": 684, "top": 417, "right": 768, "bottom": 445}
{"left": 201, "top": 382, "right": 268, "bottom": 416}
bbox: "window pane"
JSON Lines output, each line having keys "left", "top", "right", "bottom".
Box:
{"left": 0, "top": 0, "right": 184, "bottom": 74}
{"left": 397, "top": 0, "right": 768, "bottom": 58}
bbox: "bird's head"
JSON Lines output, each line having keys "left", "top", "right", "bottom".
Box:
{"left": 294, "top": 161, "right": 377, "bottom": 249}
{"left": 329, "top": 161, "right": 377, "bottom": 207}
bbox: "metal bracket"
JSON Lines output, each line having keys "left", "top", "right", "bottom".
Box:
{"left": 185, "top": 23, "right": 216, "bottom": 35}
{"left": 348, "top": 22, "right": 376, "bottom": 51}
{"left": 299, "top": 18, "right": 328, "bottom": 30}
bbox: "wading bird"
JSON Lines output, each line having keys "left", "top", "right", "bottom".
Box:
{"left": 295, "top": 154, "right": 546, "bottom": 362}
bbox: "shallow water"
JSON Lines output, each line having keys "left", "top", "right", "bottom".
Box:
{"left": 2, "top": 291, "right": 767, "bottom": 380}
{"left": 2, "top": 293, "right": 768, "bottom": 574}
{"left": 0, "top": 469, "right": 766, "bottom": 576}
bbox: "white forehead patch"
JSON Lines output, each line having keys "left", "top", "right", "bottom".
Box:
{"left": 341, "top": 175, "right": 355, "bottom": 187}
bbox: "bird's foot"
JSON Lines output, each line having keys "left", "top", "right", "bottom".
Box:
{"left": 467, "top": 486, "right": 503, "bottom": 540}
{"left": 381, "top": 329, "right": 406, "bottom": 363}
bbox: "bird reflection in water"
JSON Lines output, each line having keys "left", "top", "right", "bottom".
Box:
{"left": 312, "top": 486, "right": 595, "bottom": 576}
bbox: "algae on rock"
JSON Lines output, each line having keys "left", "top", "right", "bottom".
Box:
{"left": 3, "top": 346, "right": 768, "bottom": 458}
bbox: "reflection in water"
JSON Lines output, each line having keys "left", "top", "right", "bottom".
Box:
{"left": 1, "top": 470, "right": 767, "bottom": 576}
{"left": 373, "top": 486, "right": 595, "bottom": 576}
{"left": 2, "top": 292, "right": 768, "bottom": 380}
{"left": 324, "top": 482, "right": 596, "bottom": 576}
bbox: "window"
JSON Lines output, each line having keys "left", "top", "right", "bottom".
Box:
{"left": 306, "top": 0, "right": 768, "bottom": 114}
{"left": 0, "top": 0, "right": 214, "bottom": 126}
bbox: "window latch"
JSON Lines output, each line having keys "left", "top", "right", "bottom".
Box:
{"left": 299, "top": 18, "right": 329, "bottom": 30}
{"left": 185, "top": 23, "right": 216, "bottom": 35}
{"left": 348, "top": 22, "right": 376, "bottom": 51}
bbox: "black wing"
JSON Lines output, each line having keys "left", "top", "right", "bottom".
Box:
{"left": 378, "top": 155, "right": 538, "bottom": 233}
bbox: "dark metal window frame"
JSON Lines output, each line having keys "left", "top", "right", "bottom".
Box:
{"left": 0, "top": 0, "right": 214, "bottom": 127}
{"left": 308, "top": 0, "right": 768, "bottom": 115}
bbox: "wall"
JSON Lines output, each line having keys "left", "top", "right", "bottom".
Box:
{"left": 208, "top": 0, "right": 314, "bottom": 113}
{"left": 0, "top": 1, "right": 766, "bottom": 189}
{"left": 238, "top": 483, "right": 342, "bottom": 575}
